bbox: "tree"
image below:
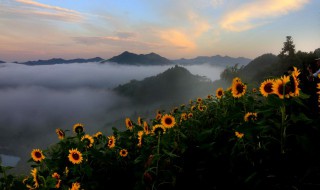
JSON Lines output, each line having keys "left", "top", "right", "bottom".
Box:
{"left": 279, "top": 36, "right": 296, "bottom": 58}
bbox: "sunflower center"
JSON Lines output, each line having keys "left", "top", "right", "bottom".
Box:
{"left": 218, "top": 91, "right": 222, "bottom": 96}
{"left": 165, "top": 118, "right": 172, "bottom": 125}
{"left": 72, "top": 153, "right": 80, "bottom": 160}
{"left": 35, "top": 152, "right": 42, "bottom": 158}
{"left": 75, "top": 126, "right": 83, "bottom": 133}
{"left": 264, "top": 83, "right": 273, "bottom": 93}
{"left": 236, "top": 84, "right": 244, "bottom": 94}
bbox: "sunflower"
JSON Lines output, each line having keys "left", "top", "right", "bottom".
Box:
{"left": 216, "top": 88, "right": 224, "bottom": 99}
{"left": 156, "top": 113, "right": 162, "bottom": 120}
{"left": 272, "top": 75, "right": 291, "bottom": 99}
{"left": 81, "top": 134, "right": 94, "bottom": 148}
{"left": 232, "top": 77, "right": 242, "bottom": 84}
{"left": 152, "top": 124, "right": 166, "bottom": 135}
{"left": 93, "top": 131, "right": 103, "bottom": 139}
{"left": 137, "top": 117, "right": 142, "bottom": 126}
{"left": 55, "top": 128, "right": 65, "bottom": 140}
{"left": 207, "top": 94, "right": 212, "bottom": 99}
{"left": 68, "top": 149, "right": 83, "bottom": 164}
{"left": 107, "top": 135, "right": 116, "bottom": 148}
{"left": 198, "top": 104, "right": 207, "bottom": 112}
{"left": 259, "top": 79, "right": 274, "bottom": 97}
{"left": 197, "top": 97, "right": 202, "bottom": 103}
{"left": 161, "top": 114, "right": 176, "bottom": 128}
{"left": 190, "top": 105, "right": 196, "bottom": 111}
{"left": 31, "top": 149, "right": 45, "bottom": 162}
{"left": 291, "top": 66, "right": 300, "bottom": 79}
{"left": 137, "top": 130, "right": 144, "bottom": 147}
{"left": 125, "top": 118, "right": 133, "bottom": 130}
{"left": 244, "top": 112, "right": 258, "bottom": 122}
{"left": 119, "top": 149, "right": 128, "bottom": 157}
{"left": 188, "top": 112, "right": 193, "bottom": 118}
{"left": 231, "top": 80, "right": 247, "bottom": 98}
{"left": 73, "top": 123, "right": 84, "bottom": 134}
{"left": 30, "top": 168, "right": 39, "bottom": 188}
{"left": 235, "top": 131, "right": 244, "bottom": 139}
{"left": 180, "top": 113, "right": 188, "bottom": 121}
{"left": 143, "top": 121, "right": 150, "bottom": 135}
{"left": 70, "top": 182, "right": 81, "bottom": 190}
{"left": 51, "top": 172, "right": 61, "bottom": 188}
{"left": 289, "top": 75, "right": 300, "bottom": 97}
{"left": 252, "top": 88, "right": 257, "bottom": 93}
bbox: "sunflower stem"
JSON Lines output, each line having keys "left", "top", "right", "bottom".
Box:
{"left": 280, "top": 105, "right": 286, "bottom": 154}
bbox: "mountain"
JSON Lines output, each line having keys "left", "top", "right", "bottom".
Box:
{"left": 0, "top": 60, "right": 5, "bottom": 63}
{"left": 173, "top": 55, "right": 251, "bottom": 67}
{"left": 20, "top": 57, "right": 104, "bottom": 65}
{"left": 103, "top": 51, "right": 172, "bottom": 65}
{"left": 114, "top": 65, "right": 213, "bottom": 104}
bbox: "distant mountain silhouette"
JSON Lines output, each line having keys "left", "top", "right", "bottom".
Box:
{"left": 173, "top": 55, "right": 251, "bottom": 67}
{"left": 0, "top": 60, "right": 5, "bottom": 63}
{"left": 20, "top": 57, "right": 104, "bottom": 65}
{"left": 103, "top": 51, "right": 173, "bottom": 65}
{"left": 114, "top": 65, "right": 213, "bottom": 104}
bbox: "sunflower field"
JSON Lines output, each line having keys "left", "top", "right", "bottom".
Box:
{"left": 1, "top": 67, "right": 320, "bottom": 190}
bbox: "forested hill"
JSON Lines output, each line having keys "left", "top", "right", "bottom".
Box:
{"left": 114, "top": 65, "right": 213, "bottom": 104}
{"left": 104, "top": 51, "right": 172, "bottom": 65}
{"left": 19, "top": 57, "right": 104, "bottom": 65}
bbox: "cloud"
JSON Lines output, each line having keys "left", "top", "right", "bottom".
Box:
{"left": 220, "top": 0, "right": 310, "bottom": 32}
{"left": 12, "top": 0, "right": 83, "bottom": 22}
{"left": 158, "top": 29, "right": 196, "bottom": 50}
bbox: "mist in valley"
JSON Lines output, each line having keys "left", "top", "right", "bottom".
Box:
{"left": 0, "top": 62, "right": 224, "bottom": 173}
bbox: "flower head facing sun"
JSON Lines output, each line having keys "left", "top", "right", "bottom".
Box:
{"left": 244, "top": 112, "right": 258, "bottom": 122}
{"left": 68, "top": 149, "right": 83, "bottom": 164}
{"left": 259, "top": 79, "right": 274, "bottom": 97}
{"left": 272, "top": 75, "right": 291, "bottom": 99}
{"left": 55, "top": 128, "right": 65, "bottom": 140}
{"left": 93, "top": 131, "right": 103, "bottom": 139}
{"left": 216, "top": 88, "right": 224, "bottom": 99}
{"left": 231, "top": 79, "right": 247, "bottom": 98}
{"left": 161, "top": 114, "right": 176, "bottom": 129}
{"left": 143, "top": 121, "right": 150, "bottom": 135}
{"left": 125, "top": 118, "right": 133, "bottom": 131}
{"left": 119, "top": 149, "right": 128, "bottom": 157}
{"left": 73, "top": 123, "right": 84, "bottom": 134}
{"left": 107, "top": 135, "right": 116, "bottom": 149}
{"left": 31, "top": 149, "right": 45, "bottom": 162}
{"left": 152, "top": 124, "right": 166, "bottom": 135}
{"left": 81, "top": 134, "right": 94, "bottom": 148}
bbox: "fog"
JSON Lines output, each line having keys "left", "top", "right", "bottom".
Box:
{"left": 0, "top": 62, "right": 224, "bottom": 173}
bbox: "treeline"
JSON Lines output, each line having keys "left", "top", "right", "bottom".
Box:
{"left": 220, "top": 36, "right": 320, "bottom": 86}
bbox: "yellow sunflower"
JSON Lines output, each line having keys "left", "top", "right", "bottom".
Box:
{"left": 81, "top": 134, "right": 94, "bottom": 148}
{"left": 231, "top": 80, "right": 247, "bottom": 98}
{"left": 198, "top": 104, "right": 207, "bottom": 112}
{"left": 235, "top": 131, "right": 244, "bottom": 139}
{"left": 156, "top": 113, "right": 162, "bottom": 120}
{"left": 207, "top": 94, "right": 212, "bottom": 99}
{"left": 152, "top": 124, "right": 166, "bottom": 135}
{"left": 252, "top": 88, "right": 257, "bottom": 93}
{"left": 244, "top": 112, "right": 258, "bottom": 122}
{"left": 51, "top": 172, "right": 61, "bottom": 188}
{"left": 216, "top": 88, "right": 224, "bottom": 99}
{"left": 119, "top": 149, "right": 128, "bottom": 157}
{"left": 161, "top": 114, "right": 176, "bottom": 128}
{"left": 93, "top": 131, "right": 103, "bottom": 139}
{"left": 197, "top": 97, "right": 202, "bottom": 103}
{"left": 272, "top": 75, "right": 291, "bottom": 99}
{"left": 107, "top": 135, "right": 116, "bottom": 148}
{"left": 143, "top": 121, "right": 150, "bottom": 135}
{"left": 70, "top": 182, "right": 81, "bottom": 190}
{"left": 190, "top": 105, "right": 196, "bottom": 111}
{"left": 125, "top": 118, "right": 133, "bottom": 130}
{"left": 137, "top": 116, "right": 142, "bottom": 126}
{"left": 68, "top": 148, "right": 83, "bottom": 164}
{"left": 291, "top": 66, "right": 300, "bottom": 79}
{"left": 30, "top": 168, "right": 39, "bottom": 188}
{"left": 55, "top": 128, "right": 65, "bottom": 140}
{"left": 137, "top": 130, "right": 144, "bottom": 147}
{"left": 31, "top": 149, "right": 45, "bottom": 162}
{"left": 289, "top": 75, "right": 300, "bottom": 97}
{"left": 180, "top": 113, "right": 188, "bottom": 121}
{"left": 73, "top": 123, "right": 84, "bottom": 134}
{"left": 188, "top": 112, "right": 193, "bottom": 118}
{"left": 259, "top": 79, "right": 274, "bottom": 97}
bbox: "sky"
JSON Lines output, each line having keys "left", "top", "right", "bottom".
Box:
{"left": 0, "top": 0, "right": 319, "bottom": 62}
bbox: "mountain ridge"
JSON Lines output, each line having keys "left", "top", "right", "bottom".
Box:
{"left": 19, "top": 57, "right": 104, "bottom": 65}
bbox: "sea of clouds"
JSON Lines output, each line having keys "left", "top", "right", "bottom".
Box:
{"left": 0, "top": 62, "right": 224, "bottom": 173}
